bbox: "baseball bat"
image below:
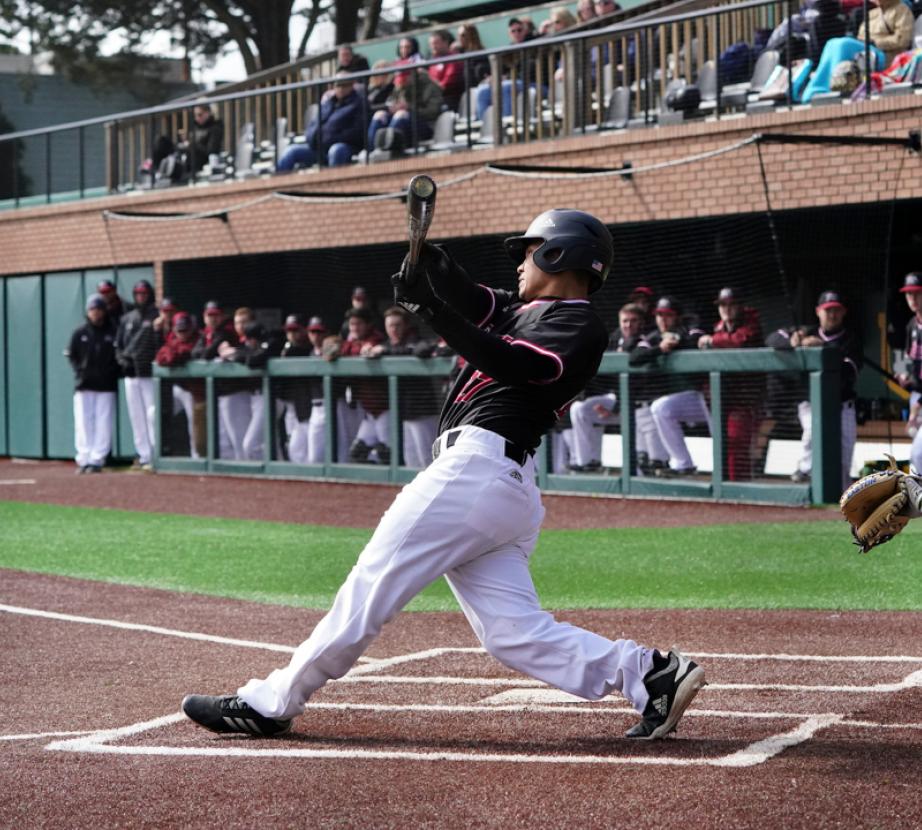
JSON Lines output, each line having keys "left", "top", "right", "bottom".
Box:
{"left": 406, "top": 174, "right": 437, "bottom": 269}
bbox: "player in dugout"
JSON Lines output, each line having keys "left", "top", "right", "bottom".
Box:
{"left": 182, "top": 209, "right": 706, "bottom": 742}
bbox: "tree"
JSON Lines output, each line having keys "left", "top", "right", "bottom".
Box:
{"left": 0, "top": 0, "right": 389, "bottom": 92}
{"left": 0, "top": 103, "right": 32, "bottom": 199}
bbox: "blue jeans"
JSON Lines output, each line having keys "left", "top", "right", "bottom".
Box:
{"left": 367, "top": 111, "right": 433, "bottom": 148}
{"left": 276, "top": 142, "right": 354, "bottom": 171}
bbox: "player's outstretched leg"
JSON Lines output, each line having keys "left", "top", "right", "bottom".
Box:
{"left": 624, "top": 649, "right": 706, "bottom": 740}
{"left": 181, "top": 694, "right": 292, "bottom": 737}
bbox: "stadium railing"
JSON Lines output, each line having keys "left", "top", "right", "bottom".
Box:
{"left": 153, "top": 345, "right": 842, "bottom": 505}
{"left": 0, "top": 0, "right": 796, "bottom": 205}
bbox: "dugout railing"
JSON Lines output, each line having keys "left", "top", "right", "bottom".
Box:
{"left": 153, "top": 345, "right": 842, "bottom": 505}
{"left": 0, "top": 0, "right": 793, "bottom": 206}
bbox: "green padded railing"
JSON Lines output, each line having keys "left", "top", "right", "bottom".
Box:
{"left": 154, "top": 345, "right": 841, "bottom": 504}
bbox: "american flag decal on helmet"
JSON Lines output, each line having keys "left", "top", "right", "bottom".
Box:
{"left": 592, "top": 260, "right": 603, "bottom": 272}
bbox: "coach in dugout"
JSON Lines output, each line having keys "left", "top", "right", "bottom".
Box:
{"left": 66, "top": 294, "right": 120, "bottom": 474}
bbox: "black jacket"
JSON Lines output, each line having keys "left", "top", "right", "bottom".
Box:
{"left": 116, "top": 302, "right": 160, "bottom": 377}
{"left": 67, "top": 319, "right": 120, "bottom": 392}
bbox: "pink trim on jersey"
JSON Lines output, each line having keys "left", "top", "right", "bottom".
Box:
{"left": 475, "top": 285, "right": 497, "bottom": 328}
{"left": 517, "top": 298, "right": 591, "bottom": 313}
{"left": 509, "top": 338, "right": 565, "bottom": 383}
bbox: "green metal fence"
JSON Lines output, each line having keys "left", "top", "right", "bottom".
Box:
{"left": 154, "top": 346, "right": 841, "bottom": 505}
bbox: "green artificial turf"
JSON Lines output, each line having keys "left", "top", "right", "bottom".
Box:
{"left": 2, "top": 500, "right": 922, "bottom": 611}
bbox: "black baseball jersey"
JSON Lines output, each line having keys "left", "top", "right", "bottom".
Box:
{"left": 803, "top": 325, "right": 862, "bottom": 401}
{"left": 434, "top": 288, "right": 609, "bottom": 451}
{"left": 903, "top": 316, "right": 922, "bottom": 392}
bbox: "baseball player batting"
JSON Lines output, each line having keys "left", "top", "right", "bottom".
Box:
{"left": 182, "top": 199, "right": 706, "bottom": 741}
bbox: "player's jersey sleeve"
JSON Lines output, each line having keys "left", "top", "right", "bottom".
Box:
{"left": 508, "top": 306, "right": 608, "bottom": 385}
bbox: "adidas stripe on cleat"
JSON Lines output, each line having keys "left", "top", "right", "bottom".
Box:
{"left": 181, "top": 694, "right": 292, "bottom": 737}
{"left": 625, "top": 649, "right": 706, "bottom": 740}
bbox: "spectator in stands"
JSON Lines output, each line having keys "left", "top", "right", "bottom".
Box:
{"left": 153, "top": 103, "right": 224, "bottom": 183}
{"left": 631, "top": 296, "right": 708, "bottom": 477}
{"left": 337, "top": 43, "right": 370, "bottom": 75}
{"left": 593, "top": 0, "right": 623, "bottom": 18}
{"left": 549, "top": 7, "right": 578, "bottom": 33}
{"left": 366, "top": 306, "right": 442, "bottom": 468}
{"left": 770, "top": 290, "right": 861, "bottom": 487}
{"left": 277, "top": 73, "right": 366, "bottom": 171}
{"left": 697, "top": 287, "right": 764, "bottom": 481}
{"left": 368, "top": 65, "right": 444, "bottom": 150}
{"left": 428, "top": 29, "right": 465, "bottom": 110}
{"left": 456, "top": 23, "right": 491, "bottom": 88}
{"left": 156, "top": 311, "right": 203, "bottom": 459}
{"left": 66, "top": 294, "right": 119, "bottom": 474}
{"left": 569, "top": 303, "right": 668, "bottom": 474}
{"left": 115, "top": 279, "right": 159, "bottom": 471}
{"left": 802, "top": 0, "right": 912, "bottom": 101}
{"left": 475, "top": 17, "right": 539, "bottom": 120}
{"left": 577, "top": 0, "right": 598, "bottom": 22}
{"left": 895, "top": 273, "right": 922, "bottom": 473}
{"left": 764, "top": 0, "right": 846, "bottom": 62}
{"left": 397, "top": 36, "right": 422, "bottom": 62}
{"left": 96, "top": 279, "right": 128, "bottom": 327}
{"left": 367, "top": 60, "right": 395, "bottom": 112}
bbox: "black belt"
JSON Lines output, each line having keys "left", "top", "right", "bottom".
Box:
{"left": 432, "top": 429, "right": 533, "bottom": 466}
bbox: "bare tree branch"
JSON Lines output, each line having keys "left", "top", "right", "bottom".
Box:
{"left": 361, "top": 0, "right": 382, "bottom": 41}
{"left": 200, "top": 0, "right": 258, "bottom": 73}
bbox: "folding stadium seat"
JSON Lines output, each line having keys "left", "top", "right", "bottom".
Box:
{"left": 722, "top": 49, "right": 779, "bottom": 110}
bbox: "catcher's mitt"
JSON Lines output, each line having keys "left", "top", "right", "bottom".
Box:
{"left": 839, "top": 455, "right": 909, "bottom": 553}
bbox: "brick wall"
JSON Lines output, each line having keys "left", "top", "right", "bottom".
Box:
{"left": 3, "top": 94, "right": 921, "bottom": 286}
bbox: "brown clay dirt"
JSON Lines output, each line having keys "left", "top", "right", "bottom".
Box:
{"left": 4, "top": 459, "right": 918, "bottom": 829}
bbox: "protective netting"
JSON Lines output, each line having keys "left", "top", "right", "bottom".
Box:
{"left": 152, "top": 134, "right": 920, "bottom": 486}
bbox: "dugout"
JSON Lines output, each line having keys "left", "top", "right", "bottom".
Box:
{"left": 1, "top": 194, "right": 918, "bottom": 484}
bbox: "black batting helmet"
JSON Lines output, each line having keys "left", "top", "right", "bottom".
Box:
{"left": 504, "top": 209, "right": 613, "bottom": 293}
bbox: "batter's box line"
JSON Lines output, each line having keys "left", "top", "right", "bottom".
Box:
{"left": 44, "top": 710, "right": 843, "bottom": 768}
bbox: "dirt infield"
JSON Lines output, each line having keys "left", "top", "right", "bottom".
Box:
{"left": 5, "top": 458, "right": 915, "bottom": 829}
{"left": 0, "top": 458, "right": 840, "bottom": 529}
{"left": 3, "top": 570, "right": 922, "bottom": 829}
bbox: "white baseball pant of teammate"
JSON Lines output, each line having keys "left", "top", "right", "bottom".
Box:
{"left": 795, "top": 399, "right": 857, "bottom": 488}
{"left": 172, "top": 385, "right": 201, "bottom": 459}
{"left": 242, "top": 392, "right": 268, "bottom": 461}
{"left": 124, "top": 376, "right": 156, "bottom": 465}
{"left": 283, "top": 403, "right": 309, "bottom": 464}
{"left": 73, "top": 390, "right": 115, "bottom": 468}
{"left": 401, "top": 415, "right": 439, "bottom": 468}
{"left": 218, "top": 390, "right": 252, "bottom": 459}
{"left": 569, "top": 392, "right": 618, "bottom": 467}
{"left": 285, "top": 400, "right": 325, "bottom": 464}
{"left": 336, "top": 398, "right": 364, "bottom": 462}
{"left": 551, "top": 428, "right": 574, "bottom": 472}
{"left": 237, "top": 424, "right": 654, "bottom": 719}
{"left": 650, "top": 390, "right": 710, "bottom": 472}
{"left": 354, "top": 411, "right": 390, "bottom": 456}
{"left": 634, "top": 404, "right": 669, "bottom": 470}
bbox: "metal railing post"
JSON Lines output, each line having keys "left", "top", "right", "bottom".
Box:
{"left": 619, "top": 371, "right": 633, "bottom": 495}
{"left": 710, "top": 370, "right": 723, "bottom": 499}
{"left": 323, "top": 375, "right": 334, "bottom": 472}
{"left": 388, "top": 374, "right": 400, "bottom": 478}
{"left": 262, "top": 373, "right": 273, "bottom": 467}
{"left": 205, "top": 375, "right": 216, "bottom": 472}
{"left": 810, "top": 349, "right": 841, "bottom": 504}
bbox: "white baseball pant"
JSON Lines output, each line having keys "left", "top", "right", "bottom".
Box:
{"left": 355, "top": 411, "right": 390, "bottom": 455}
{"left": 402, "top": 415, "right": 439, "bottom": 469}
{"left": 635, "top": 404, "right": 669, "bottom": 469}
{"left": 650, "top": 390, "right": 711, "bottom": 472}
{"left": 336, "top": 399, "right": 364, "bottom": 462}
{"left": 552, "top": 428, "right": 574, "bottom": 473}
{"left": 242, "top": 392, "right": 269, "bottom": 461}
{"left": 569, "top": 393, "right": 618, "bottom": 467}
{"left": 124, "top": 376, "right": 156, "bottom": 464}
{"left": 795, "top": 399, "right": 857, "bottom": 488}
{"left": 73, "top": 390, "right": 115, "bottom": 467}
{"left": 218, "top": 391, "right": 252, "bottom": 460}
{"left": 172, "top": 385, "right": 201, "bottom": 459}
{"left": 237, "top": 424, "right": 655, "bottom": 720}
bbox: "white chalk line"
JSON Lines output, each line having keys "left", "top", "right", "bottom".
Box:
{"left": 43, "top": 706, "right": 883, "bottom": 768}
{"left": 0, "top": 479, "right": 36, "bottom": 485}
{"left": 0, "top": 730, "right": 96, "bottom": 741}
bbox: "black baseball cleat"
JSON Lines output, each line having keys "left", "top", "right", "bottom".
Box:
{"left": 181, "top": 694, "right": 292, "bottom": 737}
{"left": 625, "top": 649, "right": 706, "bottom": 740}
